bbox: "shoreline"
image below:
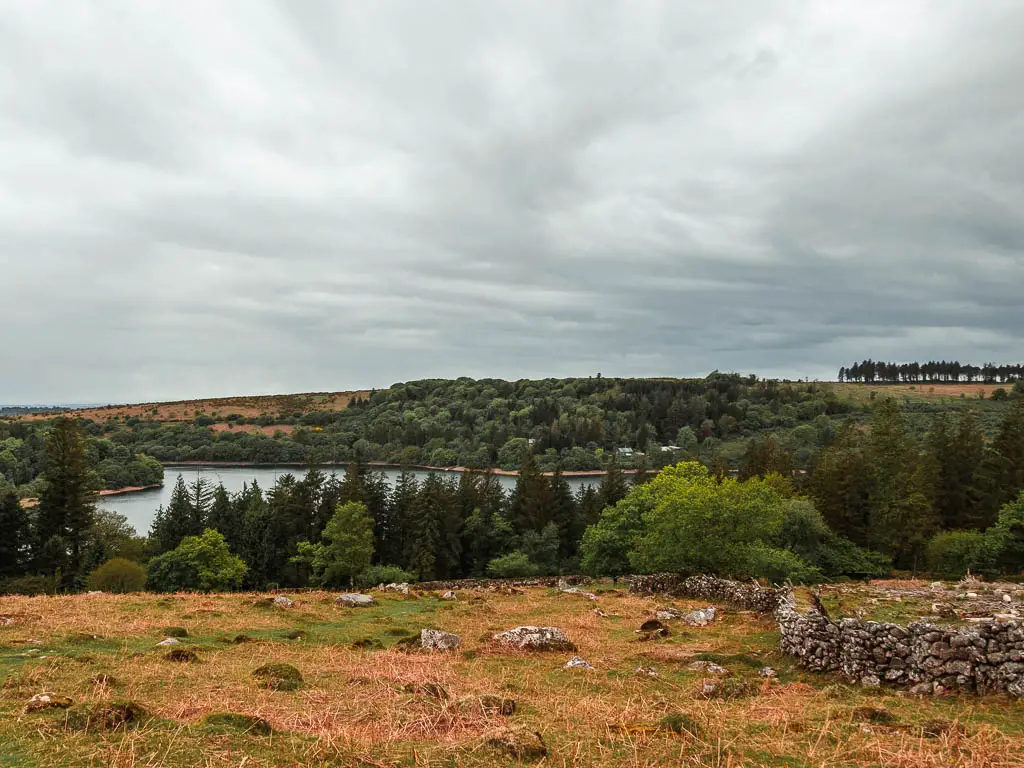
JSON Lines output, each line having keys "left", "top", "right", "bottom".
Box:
{"left": 162, "top": 460, "right": 642, "bottom": 478}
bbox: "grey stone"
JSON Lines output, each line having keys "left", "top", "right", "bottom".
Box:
{"left": 682, "top": 607, "right": 717, "bottom": 627}
{"left": 420, "top": 629, "right": 461, "bottom": 651}
{"left": 338, "top": 593, "right": 374, "bottom": 607}
{"left": 272, "top": 595, "right": 294, "bottom": 608}
{"left": 493, "top": 626, "right": 575, "bottom": 652}
{"left": 563, "top": 655, "right": 594, "bottom": 669}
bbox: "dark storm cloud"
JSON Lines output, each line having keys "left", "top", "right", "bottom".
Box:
{"left": 1, "top": 1, "right": 1022, "bottom": 403}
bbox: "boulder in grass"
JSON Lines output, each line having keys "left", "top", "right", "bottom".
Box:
{"left": 25, "top": 693, "right": 73, "bottom": 713}
{"left": 440, "top": 591, "right": 458, "bottom": 600}
{"left": 687, "top": 660, "right": 729, "bottom": 676}
{"left": 272, "top": 596, "right": 294, "bottom": 608}
{"left": 421, "top": 629, "right": 461, "bottom": 651}
{"left": 382, "top": 582, "right": 410, "bottom": 595}
{"left": 682, "top": 607, "right": 717, "bottom": 627}
{"left": 563, "top": 656, "right": 594, "bottom": 669}
{"left": 337, "top": 593, "right": 374, "bottom": 608}
{"left": 493, "top": 626, "right": 575, "bottom": 652}
{"left": 655, "top": 607, "right": 686, "bottom": 621}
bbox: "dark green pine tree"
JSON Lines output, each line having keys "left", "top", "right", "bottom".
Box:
{"left": 406, "top": 474, "right": 443, "bottom": 580}
{"left": 0, "top": 484, "right": 32, "bottom": 578}
{"left": 976, "top": 400, "right": 1024, "bottom": 524}
{"left": 461, "top": 471, "right": 514, "bottom": 576}
{"left": 150, "top": 475, "right": 204, "bottom": 554}
{"left": 205, "top": 483, "right": 240, "bottom": 551}
{"left": 508, "top": 452, "right": 551, "bottom": 534}
{"left": 926, "top": 412, "right": 984, "bottom": 530}
{"left": 808, "top": 420, "right": 874, "bottom": 546}
{"left": 631, "top": 455, "right": 651, "bottom": 487}
{"left": 598, "top": 452, "right": 629, "bottom": 510}
{"left": 385, "top": 470, "right": 418, "bottom": 568}
{"left": 36, "top": 417, "right": 97, "bottom": 584}
{"left": 548, "top": 467, "right": 577, "bottom": 562}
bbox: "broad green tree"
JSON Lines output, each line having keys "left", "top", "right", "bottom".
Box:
{"left": 293, "top": 501, "right": 374, "bottom": 587}
{"left": 146, "top": 529, "right": 248, "bottom": 592}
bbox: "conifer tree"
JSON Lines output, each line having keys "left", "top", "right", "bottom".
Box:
{"left": 508, "top": 452, "right": 551, "bottom": 533}
{"left": 977, "top": 400, "right": 1024, "bottom": 522}
{"left": 548, "top": 467, "right": 577, "bottom": 561}
{"left": 150, "top": 475, "right": 204, "bottom": 554}
{"left": 0, "top": 484, "right": 31, "bottom": 577}
{"left": 809, "top": 420, "right": 873, "bottom": 545}
{"left": 36, "top": 417, "right": 96, "bottom": 585}
{"left": 598, "top": 452, "right": 628, "bottom": 509}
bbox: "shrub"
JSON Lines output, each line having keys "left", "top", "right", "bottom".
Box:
{"left": 353, "top": 564, "right": 414, "bottom": 589}
{"left": 486, "top": 551, "right": 541, "bottom": 578}
{"left": 86, "top": 558, "right": 146, "bottom": 593}
{"left": 925, "top": 530, "right": 987, "bottom": 579}
{"left": 743, "top": 544, "right": 822, "bottom": 584}
{"left": 146, "top": 529, "right": 247, "bottom": 593}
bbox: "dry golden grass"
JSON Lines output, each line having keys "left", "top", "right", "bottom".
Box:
{"left": 1, "top": 587, "right": 1022, "bottom": 767}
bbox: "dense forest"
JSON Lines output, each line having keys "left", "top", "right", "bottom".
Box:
{"left": 2, "top": 390, "right": 1023, "bottom": 593}
{"left": 58, "top": 374, "right": 857, "bottom": 472}
{"left": 840, "top": 360, "right": 1024, "bottom": 384}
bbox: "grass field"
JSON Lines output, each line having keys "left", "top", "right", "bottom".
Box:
{"left": 1, "top": 585, "right": 1022, "bottom": 767}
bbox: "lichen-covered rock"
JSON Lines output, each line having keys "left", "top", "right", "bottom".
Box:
{"left": 382, "top": 582, "right": 410, "bottom": 595}
{"left": 337, "top": 593, "right": 374, "bottom": 607}
{"left": 563, "top": 656, "right": 594, "bottom": 669}
{"left": 493, "top": 626, "right": 575, "bottom": 652}
{"left": 655, "top": 607, "right": 685, "bottom": 621}
{"left": 687, "top": 660, "right": 729, "bottom": 676}
{"left": 635, "top": 666, "right": 659, "bottom": 677}
{"left": 683, "top": 607, "right": 717, "bottom": 627}
{"left": 421, "top": 629, "right": 461, "bottom": 651}
{"left": 25, "top": 693, "right": 73, "bottom": 713}
{"left": 440, "top": 591, "right": 458, "bottom": 600}
{"left": 272, "top": 595, "right": 294, "bottom": 608}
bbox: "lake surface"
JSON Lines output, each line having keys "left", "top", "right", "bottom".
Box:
{"left": 98, "top": 465, "right": 599, "bottom": 536}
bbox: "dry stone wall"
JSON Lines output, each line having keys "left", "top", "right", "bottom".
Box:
{"left": 630, "top": 574, "right": 1024, "bottom": 697}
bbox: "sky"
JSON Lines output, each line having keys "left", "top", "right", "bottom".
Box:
{"left": 1, "top": 1, "right": 1022, "bottom": 404}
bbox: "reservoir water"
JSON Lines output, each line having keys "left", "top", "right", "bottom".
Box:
{"left": 98, "top": 465, "right": 600, "bottom": 536}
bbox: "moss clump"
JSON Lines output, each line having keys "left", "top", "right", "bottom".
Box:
{"left": 65, "top": 700, "right": 149, "bottom": 731}
{"left": 698, "top": 678, "right": 755, "bottom": 700}
{"left": 658, "top": 712, "right": 704, "bottom": 737}
{"left": 851, "top": 706, "right": 898, "bottom": 725}
{"left": 202, "top": 712, "right": 272, "bottom": 736}
{"left": 350, "top": 637, "right": 383, "bottom": 650}
{"left": 164, "top": 648, "right": 199, "bottom": 663}
{"left": 252, "top": 663, "right": 303, "bottom": 691}
{"left": 283, "top": 629, "right": 307, "bottom": 640}
{"left": 162, "top": 626, "right": 189, "bottom": 638}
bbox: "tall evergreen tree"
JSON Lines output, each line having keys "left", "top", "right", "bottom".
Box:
{"left": 385, "top": 470, "right": 418, "bottom": 567}
{"left": 925, "top": 412, "right": 984, "bottom": 530}
{"left": 406, "top": 474, "right": 443, "bottom": 580}
{"left": 598, "top": 452, "right": 629, "bottom": 509}
{"left": 977, "top": 400, "right": 1024, "bottom": 522}
{"left": 809, "top": 420, "right": 873, "bottom": 545}
{"left": 0, "top": 484, "right": 31, "bottom": 578}
{"left": 548, "top": 467, "right": 577, "bottom": 562}
{"left": 508, "top": 452, "right": 551, "bottom": 533}
{"left": 36, "top": 417, "right": 96, "bottom": 584}
{"left": 150, "top": 475, "right": 204, "bottom": 554}
{"left": 205, "top": 483, "right": 241, "bottom": 552}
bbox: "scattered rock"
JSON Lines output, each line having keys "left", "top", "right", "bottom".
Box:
{"left": 272, "top": 596, "right": 294, "bottom": 608}
{"left": 682, "top": 607, "right": 717, "bottom": 627}
{"left": 637, "top": 627, "right": 670, "bottom": 642}
{"left": 859, "top": 674, "right": 881, "bottom": 689}
{"left": 909, "top": 682, "right": 935, "bottom": 697}
{"left": 592, "top": 608, "right": 608, "bottom": 617}
{"left": 420, "top": 629, "right": 461, "bottom": 651}
{"left": 1003, "top": 593, "right": 1013, "bottom": 604}
{"left": 337, "top": 593, "right": 374, "bottom": 608}
{"left": 440, "top": 591, "right": 458, "bottom": 600}
{"left": 484, "top": 725, "right": 548, "bottom": 760}
{"left": 162, "top": 626, "right": 189, "bottom": 638}
{"left": 25, "top": 693, "right": 73, "bottom": 713}
{"left": 758, "top": 666, "right": 777, "bottom": 678}
{"left": 382, "top": 582, "right": 410, "bottom": 595}
{"left": 634, "top": 666, "right": 659, "bottom": 677}
{"left": 252, "top": 663, "right": 303, "bottom": 691}
{"left": 156, "top": 637, "right": 180, "bottom": 646}
{"left": 454, "top": 694, "right": 516, "bottom": 716}
{"left": 202, "top": 712, "right": 272, "bottom": 736}
{"left": 655, "top": 606, "right": 686, "bottom": 621}
{"left": 165, "top": 649, "right": 199, "bottom": 663}
{"left": 563, "top": 656, "right": 594, "bottom": 669}
{"left": 493, "top": 626, "right": 575, "bottom": 652}
{"left": 687, "top": 660, "right": 729, "bottom": 676}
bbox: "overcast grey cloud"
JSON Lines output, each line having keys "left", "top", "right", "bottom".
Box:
{"left": 1, "top": 1, "right": 1022, "bottom": 403}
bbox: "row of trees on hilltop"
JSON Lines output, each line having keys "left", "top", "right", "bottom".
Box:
{"left": 840, "top": 360, "right": 1024, "bottom": 384}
